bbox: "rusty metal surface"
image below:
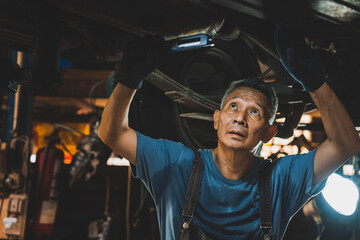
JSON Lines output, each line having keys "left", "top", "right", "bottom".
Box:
{"left": 311, "top": 0, "right": 360, "bottom": 22}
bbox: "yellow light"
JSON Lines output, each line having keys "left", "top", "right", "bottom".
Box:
{"left": 303, "top": 130, "right": 312, "bottom": 141}
{"left": 271, "top": 145, "right": 281, "bottom": 154}
{"left": 273, "top": 136, "right": 294, "bottom": 146}
{"left": 276, "top": 117, "right": 285, "bottom": 123}
{"left": 283, "top": 145, "right": 298, "bottom": 155}
{"left": 260, "top": 145, "right": 272, "bottom": 158}
{"left": 300, "top": 147, "right": 309, "bottom": 154}
{"left": 300, "top": 114, "right": 312, "bottom": 123}
{"left": 294, "top": 130, "right": 303, "bottom": 137}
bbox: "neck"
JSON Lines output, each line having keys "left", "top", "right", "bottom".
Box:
{"left": 212, "top": 144, "right": 255, "bottom": 180}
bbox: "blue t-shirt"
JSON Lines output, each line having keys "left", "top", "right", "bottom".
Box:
{"left": 132, "top": 131, "right": 326, "bottom": 240}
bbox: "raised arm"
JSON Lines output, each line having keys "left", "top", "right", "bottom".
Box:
{"left": 274, "top": 26, "right": 360, "bottom": 185}
{"left": 98, "top": 83, "right": 137, "bottom": 164}
{"left": 310, "top": 84, "right": 360, "bottom": 184}
{"left": 98, "top": 35, "right": 164, "bottom": 165}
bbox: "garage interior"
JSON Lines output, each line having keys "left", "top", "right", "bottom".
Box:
{"left": 0, "top": 1, "right": 360, "bottom": 240}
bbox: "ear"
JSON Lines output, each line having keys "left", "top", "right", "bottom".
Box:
{"left": 263, "top": 125, "right": 277, "bottom": 143}
{"left": 213, "top": 110, "right": 220, "bottom": 130}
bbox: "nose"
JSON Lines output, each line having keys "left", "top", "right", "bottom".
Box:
{"left": 233, "top": 111, "right": 247, "bottom": 126}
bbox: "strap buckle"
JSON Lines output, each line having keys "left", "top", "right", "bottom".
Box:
{"left": 181, "top": 210, "right": 193, "bottom": 229}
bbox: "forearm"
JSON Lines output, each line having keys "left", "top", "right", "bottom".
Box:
{"left": 98, "top": 83, "right": 137, "bottom": 160}
{"left": 310, "top": 83, "right": 360, "bottom": 153}
{"left": 98, "top": 35, "right": 163, "bottom": 163}
{"left": 274, "top": 27, "right": 360, "bottom": 183}
{"left": 310, "top": 83, "right": 360, "bottom": 183}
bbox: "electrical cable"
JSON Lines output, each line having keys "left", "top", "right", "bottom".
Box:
{"left": 54, "top": 123, "right": 92, "bottom": 137}
{"left": 89, "top": 80, "right": 106, "bottom": 109}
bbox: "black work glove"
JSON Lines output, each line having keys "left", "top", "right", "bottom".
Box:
{"left": 115, "top": 35, "right": 164, "bottom": 89}
{"left": 274, "top": 26, "right": 328, "bottom": 92}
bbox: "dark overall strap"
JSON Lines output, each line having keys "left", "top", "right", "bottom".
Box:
{"left": 181, "top": 151, "right": 204, "bottom": 228}
{"left": 258, "top": 161, "right": 273, "bottom": 240}
{"left": 180, "top": 152, "right": 272, "bottom": 240}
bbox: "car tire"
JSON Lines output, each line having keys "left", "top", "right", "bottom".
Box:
{"left": 129, "top": 36, "right": 261, "bottom": 149}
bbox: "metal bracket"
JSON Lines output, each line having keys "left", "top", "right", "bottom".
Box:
{"left": 4, "top": 194, "right": 27, "bottom": 237}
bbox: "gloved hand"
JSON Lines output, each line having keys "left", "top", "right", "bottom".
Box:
{"left": 274, "top": 26, "right": 328, "bottom": 92}
{"left": 115, "top": 35, "right": 164, "bottom": 89}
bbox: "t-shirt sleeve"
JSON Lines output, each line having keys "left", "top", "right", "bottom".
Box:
{"left": 271, "top": 149, "right": 326, "bottom": 217}
{"left": 131, "top": 131, "right": 194, "bottom": 202}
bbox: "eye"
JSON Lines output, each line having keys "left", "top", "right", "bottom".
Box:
{"left": 229, "top": 103, "right": 237, "bottom": 109}
{"left": 251, "top": 109, "right": 259, "bottom": 115}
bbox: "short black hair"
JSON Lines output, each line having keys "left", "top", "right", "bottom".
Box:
{"left": 220, "top": 77, "right": 278, "bottom": 124}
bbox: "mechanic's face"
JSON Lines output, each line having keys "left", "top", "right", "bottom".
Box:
{"left": 213, "top": 87, "right": 277, "bottom": 151}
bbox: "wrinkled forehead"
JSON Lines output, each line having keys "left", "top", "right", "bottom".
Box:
{"left": 223, "top": 87, "right": 270, "bottom": 109}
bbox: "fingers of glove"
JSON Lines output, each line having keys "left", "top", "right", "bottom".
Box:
{"left": 122, "top": 35, "right": 164, "bottom": 70}
{"left": 287, "top": 48, "right": 324, "bottom": 79}
{"left": 275, "top": 26, "right": 326, "bottom": 78}
{"left": 114, "top": 62, "right": 125, "bottom": 80}
{"left": 131, "top": 62, "right": 150, "bottom": 81}
{"left": 274, "top": 26, "right": 313, "bottom": 73}
{"left": 139, "top": 35, "right": 165, "bottom": 75}
{"left": 115, "top": 35, "right": 165, "bottom": 89}
{"left": 114, "top": 61, "right": 141, "bottom": 89}
{"left": 286, "top": 48, "right": 326, "bottom": 91}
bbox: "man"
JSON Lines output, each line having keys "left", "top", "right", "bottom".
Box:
{"left": 98, "top": 29, "right": 360, "bottom": 239}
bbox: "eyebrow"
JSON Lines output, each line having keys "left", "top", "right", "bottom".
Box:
{"left": 227, "top": 96, "right": 267, "bottom": 112}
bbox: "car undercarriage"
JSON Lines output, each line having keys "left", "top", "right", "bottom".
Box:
{"left": 0, "top": 1, "right": 360, "bottom": 239}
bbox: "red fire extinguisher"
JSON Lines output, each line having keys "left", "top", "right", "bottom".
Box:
{"left": 30, "top": 129, "right": 64, "bottom": 238}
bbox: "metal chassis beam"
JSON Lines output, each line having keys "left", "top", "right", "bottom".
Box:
{"left": 146, "top": 69, "right": 220, "bottom": 111}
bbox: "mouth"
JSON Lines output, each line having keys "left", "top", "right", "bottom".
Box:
{"left": 228, "top": 130, "right": 246, "bottom": 138}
